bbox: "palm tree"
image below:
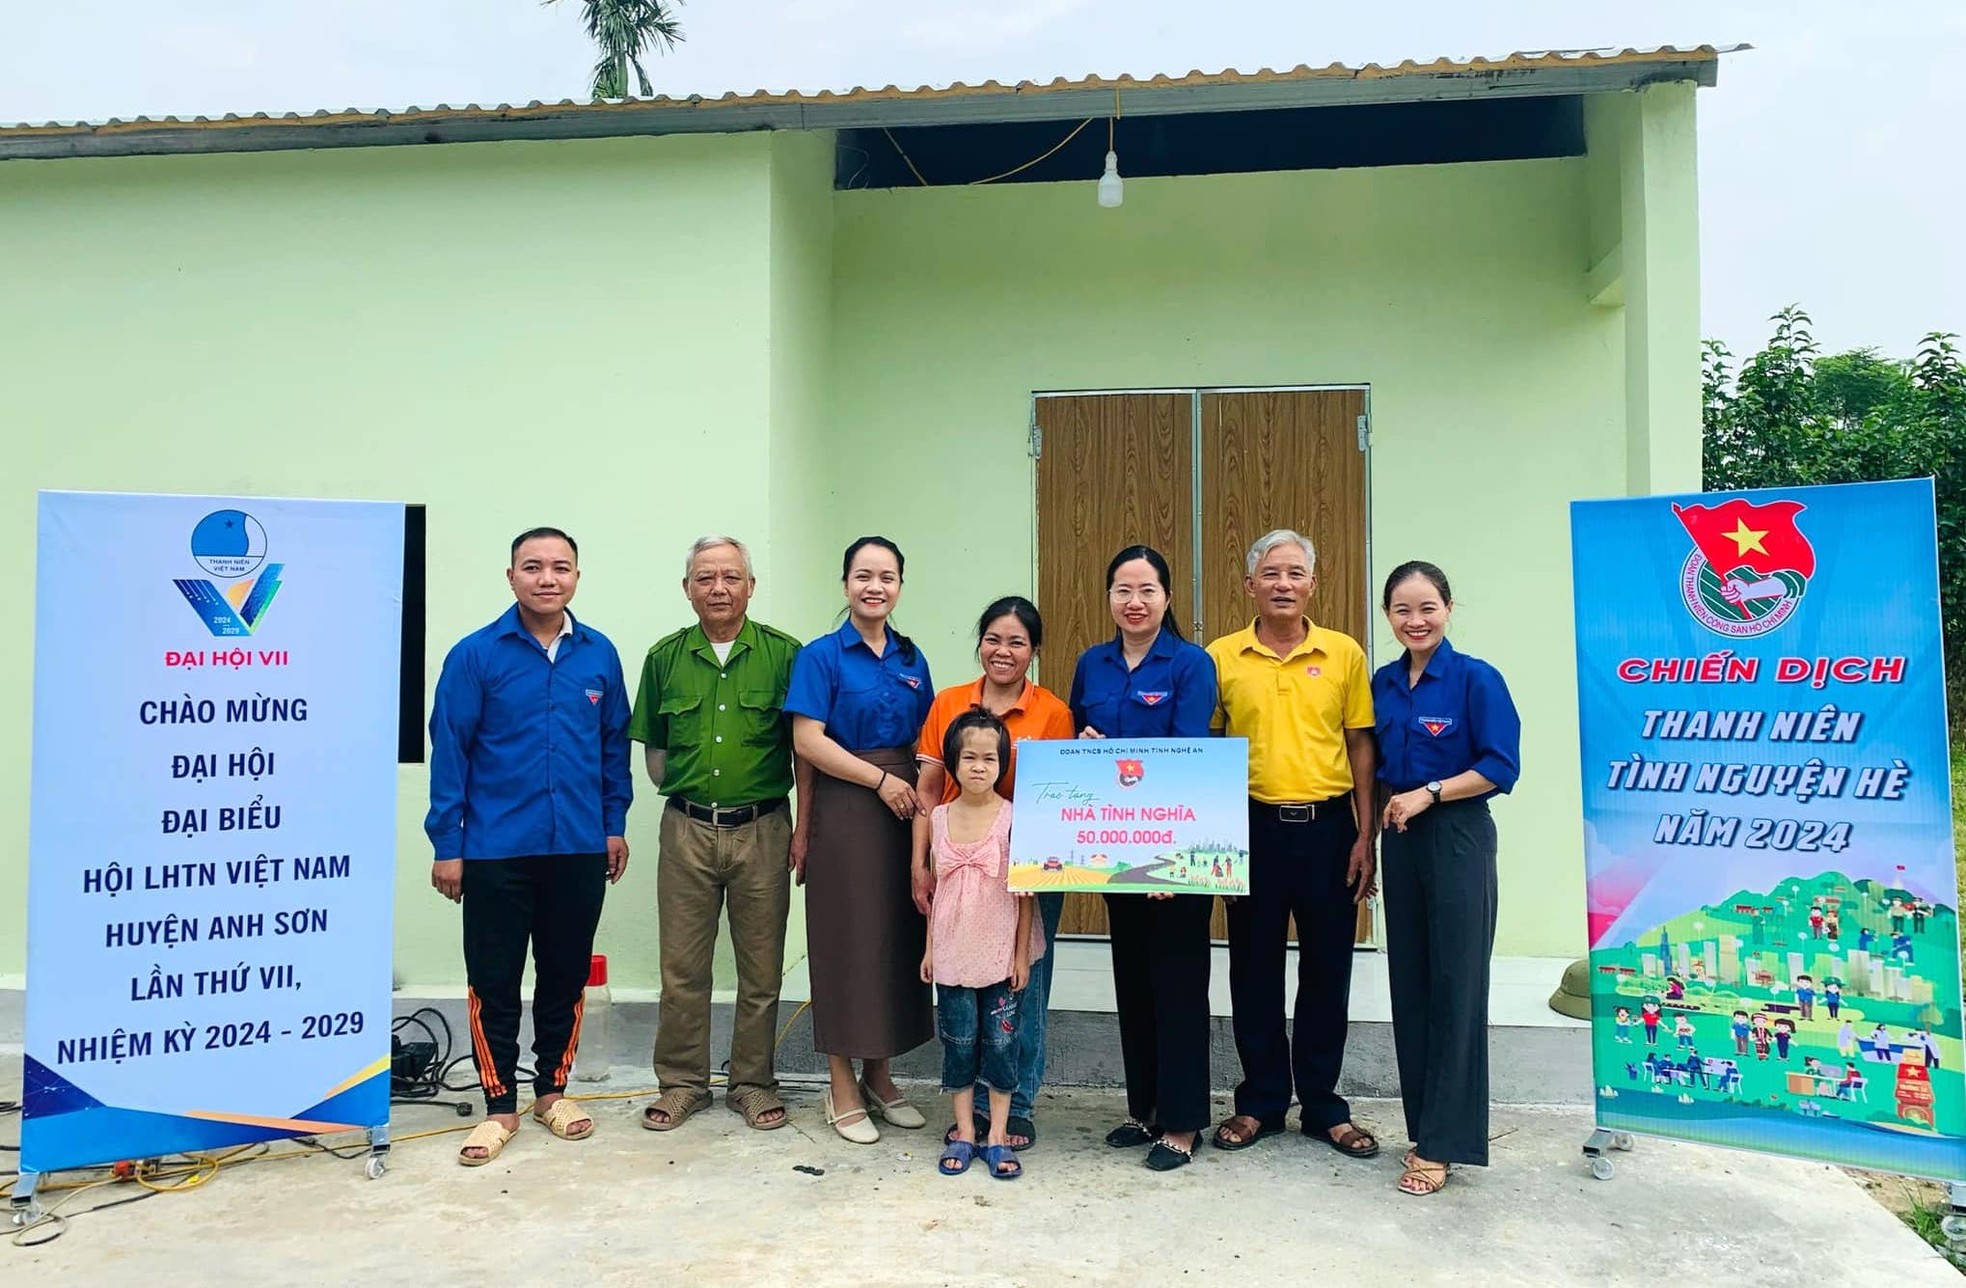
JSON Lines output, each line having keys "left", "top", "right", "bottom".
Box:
{"left": 550, "top": 0, "right": 684, "bottom": 100}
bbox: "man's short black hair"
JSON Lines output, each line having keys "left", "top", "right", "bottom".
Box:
{"left": 511, "top": 527, "right": 578, "bottom": 564}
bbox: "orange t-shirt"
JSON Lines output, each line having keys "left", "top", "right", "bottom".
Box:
{"left": 915, "top": 677, "right": 1075, "bottom": 802}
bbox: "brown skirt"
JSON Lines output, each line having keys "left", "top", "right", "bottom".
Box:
{"left": 804, "top": 746, "right": 933, "bottom": 1059}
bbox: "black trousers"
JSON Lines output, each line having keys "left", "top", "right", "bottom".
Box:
{"left": 461, "top": 854, "right": 608, "bottom": 1114}
{"left": 1382, "top": 799, "right": 1497, "bottom": 1165}
{"left": 1104, "top": 891, "right": 1213, "bottom": 1133}
{"left": 1226, "top": 799, "right": 1360, "bottom": 1133}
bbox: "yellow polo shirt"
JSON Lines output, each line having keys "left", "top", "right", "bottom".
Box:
{"left": 1207, "top": 619, "right": 1373, "bottom": 804}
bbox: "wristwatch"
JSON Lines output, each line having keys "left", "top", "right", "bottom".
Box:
{"left": 1426, "top": 781, "right": 1443, "bottom": 804}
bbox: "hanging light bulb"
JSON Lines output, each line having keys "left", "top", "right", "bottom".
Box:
{"left": 1097, "top": 95, "right": 1123, "bottom": 208}
{"left": 1097, "top": 147, "right": 1123, "bottom": 208}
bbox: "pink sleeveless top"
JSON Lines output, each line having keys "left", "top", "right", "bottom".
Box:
{"left": 928, "top": 801, "right": 1046, "bottom": 988}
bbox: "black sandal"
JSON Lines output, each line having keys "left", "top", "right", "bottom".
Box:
{"left": 1007, "top": 1114, "right": 1037, "bottom": 1152}
{"left": 1105, "top": 1118, "right": 1161, "bottom": 1148}
{"left": 1145, "top": 1137, "right": 1195, "bottom": 1171}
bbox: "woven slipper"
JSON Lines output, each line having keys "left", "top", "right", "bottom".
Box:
{"left": 458, "top": 1119, "right": 513, "bottom": 1167}
{"left": 727, "top": 1085, "right": 789, "bottom": 1131}
{"left": 641, "top": 1087, "right": 711, "bottom": 1132}
{"left": 532, "top": 1097, "right": 594, "bottom": 1141}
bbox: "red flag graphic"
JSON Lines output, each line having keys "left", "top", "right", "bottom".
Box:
{"left": 1671, "top": 499, "right": 1816, "bottom": 578}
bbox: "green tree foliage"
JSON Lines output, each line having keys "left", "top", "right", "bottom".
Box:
{"left": 1704, "top": 307, "right": 1965, "bottom": 712}
{"left": 549, "top": 0, "right": 683, "bottom": 100}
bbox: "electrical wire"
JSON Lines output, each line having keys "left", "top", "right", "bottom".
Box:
{"left": 882, "top": 118, "right": 1099, "bottom": 188}
{"left": 969, "top": 118, "right": 1095, "bottom": 186}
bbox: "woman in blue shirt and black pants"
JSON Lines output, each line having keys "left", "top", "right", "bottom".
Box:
{"left": 1069, "top": 545, "right": 1219, "bottom": 1171}
{"left": 1373, "top": 560, "right": 1521, "bottom": 1197}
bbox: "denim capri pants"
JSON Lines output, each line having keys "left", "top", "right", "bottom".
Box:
{"left": 937, "top": 981, "right": 1019, "bottom": 1093}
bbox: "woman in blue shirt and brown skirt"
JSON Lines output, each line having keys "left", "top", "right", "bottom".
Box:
{"left": 1373, "top": 560, "right": 1521, "bottom": 1196}
{"left": 1068, "top": 545, "right": 1219, "bottom": 1171}
{"left": 787, "top": 536, "right": 937, "bottom": 1144}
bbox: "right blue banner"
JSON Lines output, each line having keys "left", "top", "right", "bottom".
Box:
{"left": 1572, "top": 477, "right": 1964, "bottom": 1180}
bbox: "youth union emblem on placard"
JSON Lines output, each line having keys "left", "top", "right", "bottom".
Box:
{"left": 174, "top": 509, "right": 285, "bottom": 637}
{"left": 1115, "top": 758, "right": 1145, "bottom": 788}
{"left": 1670, "top": 498, "right": 1815, "bottom": 639}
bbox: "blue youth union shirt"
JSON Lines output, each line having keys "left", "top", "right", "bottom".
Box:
{"left": 425, "top": 605, "right": 634, "bottom": 859}
{"left": 1371, "top": 636, "right": 1521, "bottom": 797}
{"left": 784, "top": 620, "right": 935, "bottom": 751}
{"left": 1068, "top": 628, "right": 1217, "bottom": 739}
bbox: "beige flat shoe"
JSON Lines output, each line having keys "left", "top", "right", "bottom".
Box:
{"left": 825, "top": 1089, "right": 881, "bottom": 1145}
{"left": 860, "top": 1079, "right": 926, "bottom": 1130}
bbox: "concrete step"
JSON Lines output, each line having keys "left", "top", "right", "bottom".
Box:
{"left": 385, "top": 949, "right": 1591, "bottom": 1105}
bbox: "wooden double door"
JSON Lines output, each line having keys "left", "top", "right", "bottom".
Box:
{"left": 1032, "top": 387, "right": 1373, "bottom": 943}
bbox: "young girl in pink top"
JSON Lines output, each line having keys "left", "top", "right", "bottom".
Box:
{"left": 919, "top": 709, "right": 1042, "bottom": 1179}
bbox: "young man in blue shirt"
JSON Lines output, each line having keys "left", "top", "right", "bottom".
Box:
{"left": 426, "top": 527, "right": 633, "bottom": 1165}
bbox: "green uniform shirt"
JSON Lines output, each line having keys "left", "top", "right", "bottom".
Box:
{"left": 626, "top": 618, "right": 801, "bottom": 807}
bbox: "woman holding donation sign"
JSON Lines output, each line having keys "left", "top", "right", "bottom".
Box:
{"left": 913, "top": 596, "right": 1074, "bottom": 1151}
{"left": 1372, "top": 560, "right": 1521, "bottom": 1197}
{"left": 1067, "top": 545, "right": 1218, "bottom": 1172}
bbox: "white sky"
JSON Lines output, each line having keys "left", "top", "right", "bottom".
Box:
{"left": 3, "top": 0, "right": 1960, "bottom": 358}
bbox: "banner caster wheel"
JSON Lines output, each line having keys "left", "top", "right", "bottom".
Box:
{"left": 1611, "top": 1133, "right": 1635, "bottom": 1151}
{"left": 365, "top": 1155, "right": 387, "bottom": 1180}
{"left": 1941, "top": 1214, "right": 1966, "bottom": 1241}
{"left": 1590, "top": 1157, "right": 1615, "bottom": 1181}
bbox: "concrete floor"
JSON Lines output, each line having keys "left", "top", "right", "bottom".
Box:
{"left": 3, "top": 1065, "right": 1957, "bottom": 1287}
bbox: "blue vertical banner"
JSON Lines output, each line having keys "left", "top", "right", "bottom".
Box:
{"left": 1572, "top": 478, "right": 1963, "bottom": 1179}
{"left": 25, "top": 492, "right": 404, "bottom": 1173}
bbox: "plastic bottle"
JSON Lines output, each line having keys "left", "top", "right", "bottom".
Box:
{"left": 573, "top": 953, "right": 612, "bottom": 1082}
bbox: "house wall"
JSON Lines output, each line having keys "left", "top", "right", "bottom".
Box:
{"left": 825, "top": 156, "right": 1638, "bottom": 957}
{"left": 0, "top": 98, "right": 1703, "bottom": 987}
{"left": 0, "top": 134, "right": 783, "bottom": 990}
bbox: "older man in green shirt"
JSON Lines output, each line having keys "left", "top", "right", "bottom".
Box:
{"left": 629, "top": 536, "right": 804, "bottom": 1133}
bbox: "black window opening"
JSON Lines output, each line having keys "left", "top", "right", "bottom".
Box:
{"left": 837, "top": 94, "right": 1587, "bottom": 191}
{"left": 399, "top": 504, "right": 427, "bottom": 764}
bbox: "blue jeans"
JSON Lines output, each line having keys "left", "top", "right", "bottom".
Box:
{"left": 973, "top": 891, "right": 1062, "bottom": 1120}
{"left": 938, "top": 980, "right": 1020, "bottom": 1093}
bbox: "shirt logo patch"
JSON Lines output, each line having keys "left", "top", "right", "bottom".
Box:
{"left": 1419, "top": 715, "right": 1454, "bottom": 736}
{"left": 899, "top": 675, "right": 922, "bottom": 690}
{"left": 1305, "top": 665, "right": 1322, "bottom": 677}
{"left": 1136, "top": 691, "right": 1168, "bottom": 706}
{"left": 585, "top": 688, "right": 603, "bottom": 705}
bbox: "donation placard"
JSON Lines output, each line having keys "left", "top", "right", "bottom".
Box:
{"left": 25, "top": 492, "right": 404, "bottom": 1174}
{"left": 1008, "top": 738, "right": 1250, "bottom": 895}
{"left": 1572, "top": 478, "right": 1964, "bottom": 1180}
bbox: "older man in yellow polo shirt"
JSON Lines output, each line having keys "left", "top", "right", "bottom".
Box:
{"left": 1207, "top": 529, "right": 1380, "bottom": 1162}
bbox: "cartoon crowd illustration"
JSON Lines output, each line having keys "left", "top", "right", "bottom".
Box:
{"left": 1596, "top": 874, "right": 1957, "bottom": 1135}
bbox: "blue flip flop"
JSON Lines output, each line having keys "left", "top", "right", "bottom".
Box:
{"left": 980, "top": 1143, "right": 1023, "bottom": 1180}
{"left": 938, "top": 1140, "right": 975, "bottom": 1176}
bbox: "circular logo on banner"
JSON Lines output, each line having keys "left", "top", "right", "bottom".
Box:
{"left": 190, "top": 509, "right": 268, "bottom": 578}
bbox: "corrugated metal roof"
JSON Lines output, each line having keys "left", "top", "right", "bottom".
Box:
{"left": 0, "top": 45, "right": 1740, "bottom": 163}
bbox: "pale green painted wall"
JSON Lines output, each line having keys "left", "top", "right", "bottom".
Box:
{"left": 2, "top": 102, "right": 1700, "bottom": 985}
{"left": 1, "top": 134, "right": 786, "bottom": 990}
{"left": 824, "top": 157, "right": 1640, "bottom": 958}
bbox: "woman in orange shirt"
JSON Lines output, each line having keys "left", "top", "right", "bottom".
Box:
{"left": 911, "top": 595, "right": 1074, "bottom": 1151}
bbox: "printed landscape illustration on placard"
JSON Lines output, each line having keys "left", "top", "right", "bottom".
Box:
{"left": 1592, "top": 869, "right": 1962, "bottom": 1162}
